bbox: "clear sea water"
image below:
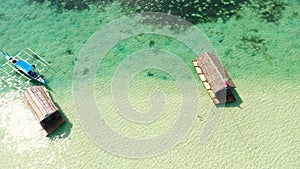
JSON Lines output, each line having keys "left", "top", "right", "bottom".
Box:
{"left": 0, "top": 0, "right": 299, "bottom": 168}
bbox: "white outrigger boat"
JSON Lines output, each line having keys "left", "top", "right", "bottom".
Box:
{"left": 0, "top": 48, "right": 51, "bottom": 89}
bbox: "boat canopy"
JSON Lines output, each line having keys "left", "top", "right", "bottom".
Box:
{"left": 15, "top": 60, "right": 34, "bottom": 74}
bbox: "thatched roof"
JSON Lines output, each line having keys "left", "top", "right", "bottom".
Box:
{"left": 23, "top": 86, "right": 65, "bottom": 135}
{"left": 193, "top": 52, "right": 236, "bottom": 104}
{"left": 196, "top": 52, "right": 235, "bottom": 92}
{"left": 23, "top": 86, "right": 58, "bottom": 122}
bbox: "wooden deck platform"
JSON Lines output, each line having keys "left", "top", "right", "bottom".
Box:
{"left": 23, "top": 86, "right": 65, "bottom": 135}
{"left": 192, "top": 52, "right": 236, "bottom": 104}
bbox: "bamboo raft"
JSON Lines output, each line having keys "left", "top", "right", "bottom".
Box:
{"left": 192, "top": 52, "right": 236, "bottom": 104}
{"left": 23, "top": 86, "right": 65, "bottom": 135}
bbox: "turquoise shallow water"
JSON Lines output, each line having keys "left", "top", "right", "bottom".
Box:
{"left": 0, "top": 0, "right": 299, "bottom": 168}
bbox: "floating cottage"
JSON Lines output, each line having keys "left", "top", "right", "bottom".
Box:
{"left": 192, "top": 52, "right": 236, "bottom": 104}
{"left": 23, "top": 86, "right": 65, "bottom": 135}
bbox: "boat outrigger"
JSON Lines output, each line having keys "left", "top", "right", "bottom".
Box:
{"left": 0, "top": 48, "right": 51, "bottom": 89}
{"left": 1, "top": 49, "right": 45, "bottom": 84}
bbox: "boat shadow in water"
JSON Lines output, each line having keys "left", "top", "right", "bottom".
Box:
{"left": 47, "top": 101, "right": 73, "bottom": 140}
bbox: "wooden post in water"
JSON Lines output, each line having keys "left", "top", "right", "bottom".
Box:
{"left": 23, "top": 86, "right": 65, "bottom": 135}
